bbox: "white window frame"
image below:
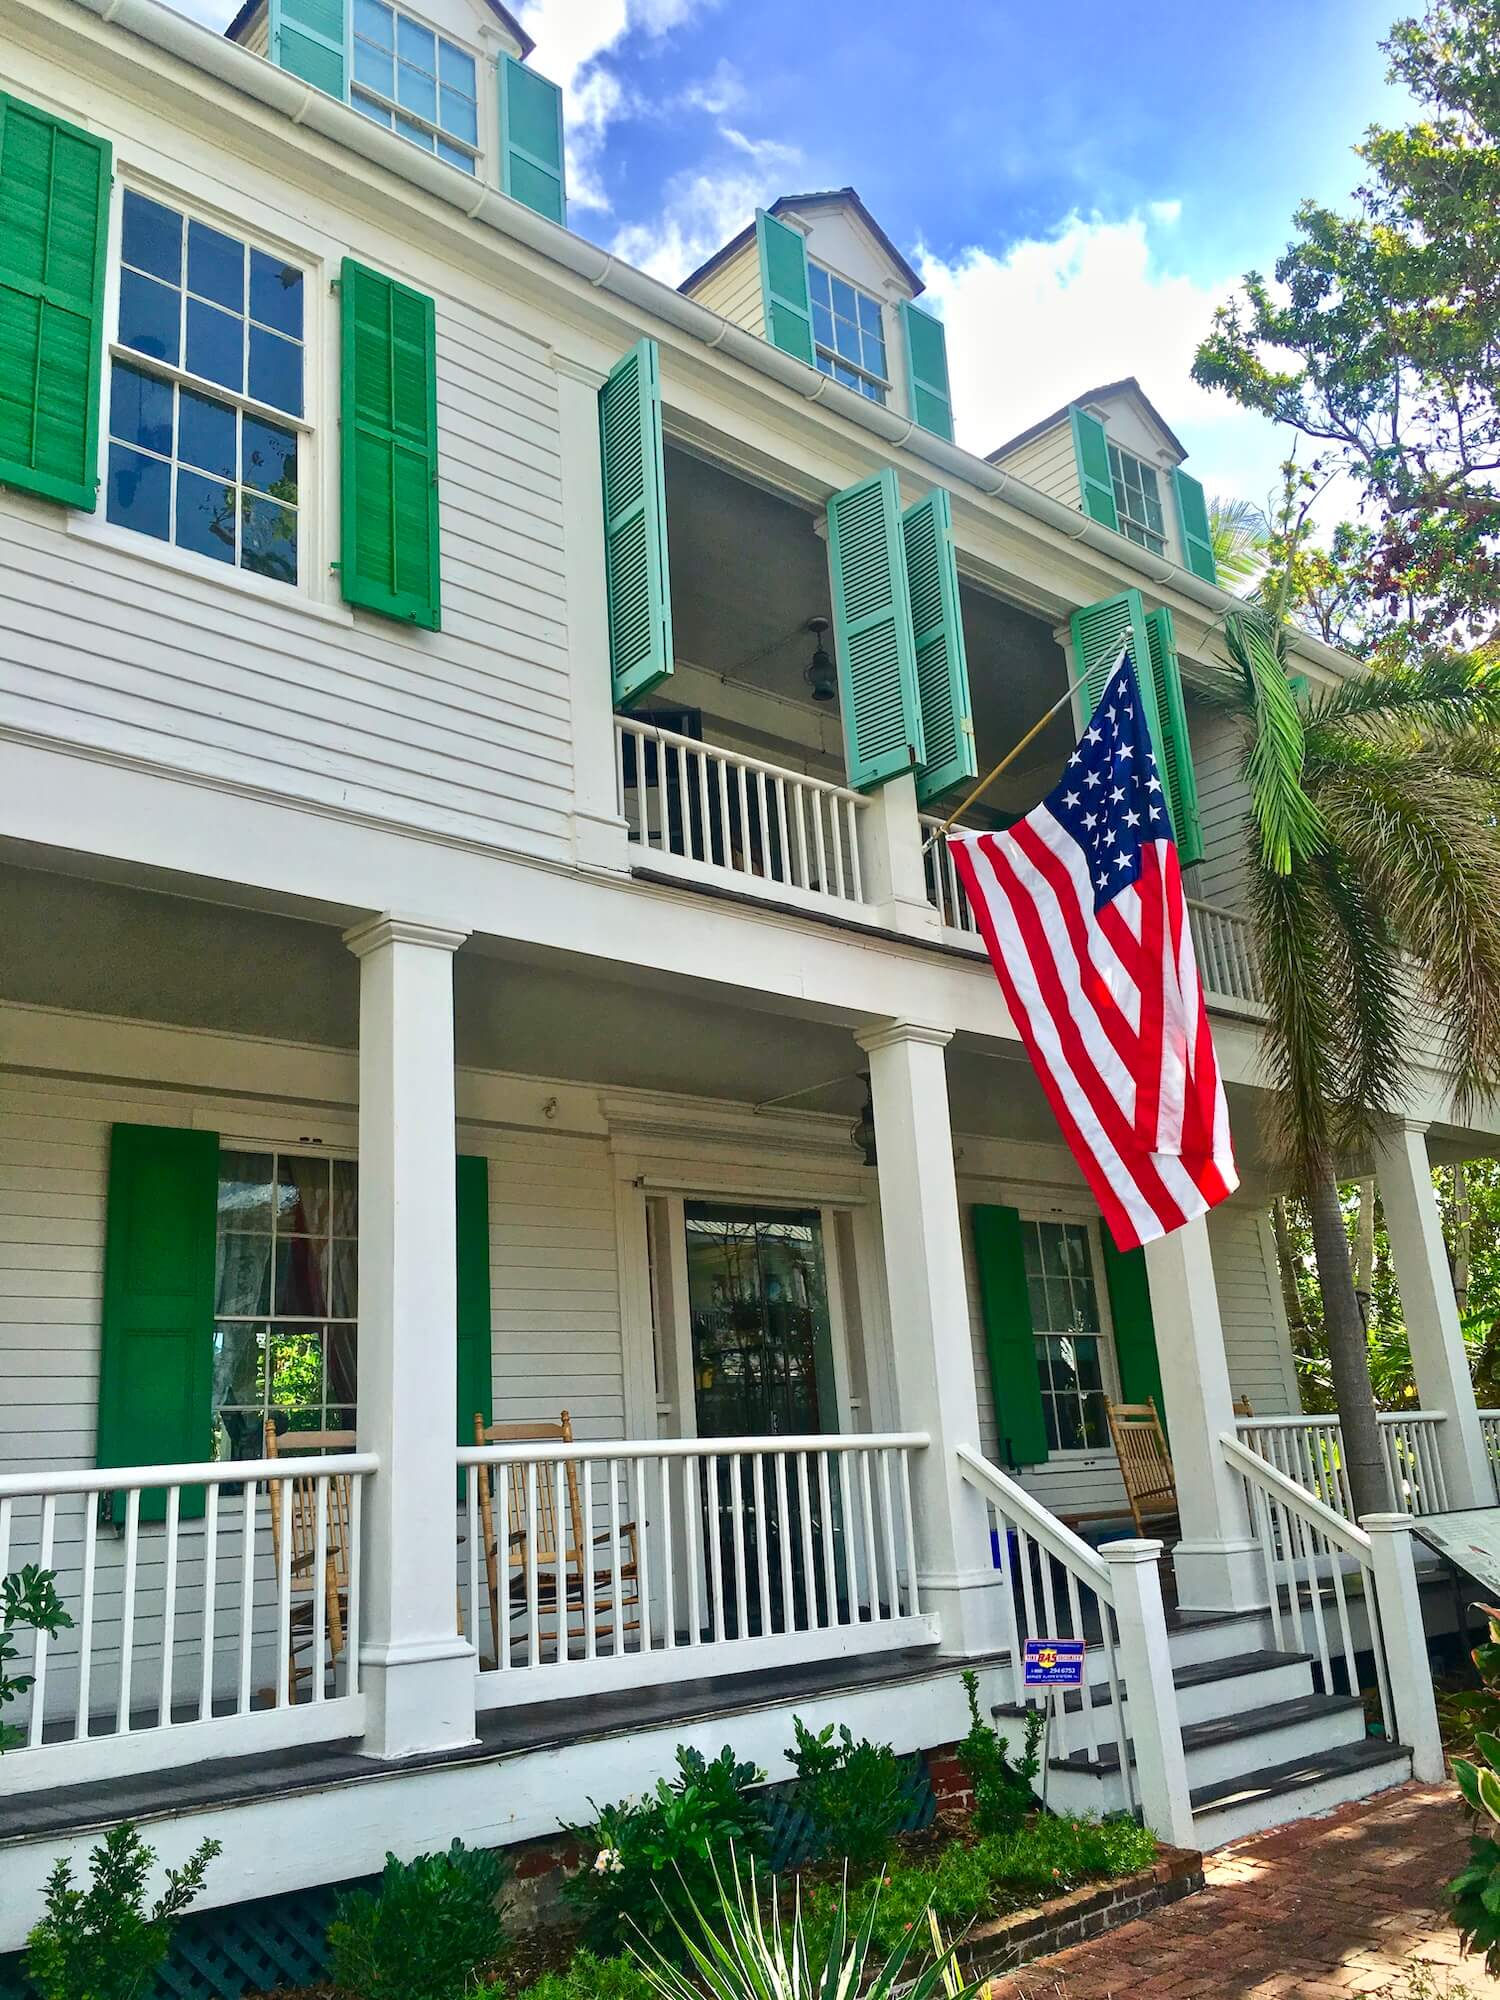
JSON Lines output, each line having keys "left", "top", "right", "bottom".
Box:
{"left": 1106, "top": 441, "right": 1168, "bottom": 557}
{"left": 349, "top": 0, "right": 483, "bottom": 176}
{"left": 70, "top": 171, "right": 336, "bottom": 616}
{"left": 1019, "top": 1211, "right": 1121, "bottom": 1462}
{"left": 808, "top": 260, "right": 891, "bottom": 405}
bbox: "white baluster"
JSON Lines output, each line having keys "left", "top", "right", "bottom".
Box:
{"left": 27, "top": 1494, "right": 56, "bottom": 1748}
{"left": 237, "top": 1481, "right": 256, "bottom": 1714}
{"left": 78, "top": 1496, "right": 98, "bottom": 1740}
{"left": 118, "top": 1488, "right": 140, "bottom": 1734}
{"left": 275, "top": 1471, "right": 293, "bottom": 1707}
{"left": 774, "top": 1452, "right": 793, "bottom": 1635}
{"left": 200, "top": 1484, "right": 218, "bottom": 1723}
{"left": 752, "top": 1454, "right": 770, "bottom": 1637}
{"left": 159, "top": 1484, "right": 179, "bottom": 1727}
{"left": 707, "top": 1453, "right": 725, "bottom": 1643}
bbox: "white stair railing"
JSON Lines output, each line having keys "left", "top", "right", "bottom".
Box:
{"left": 1223, "top": 1432, "right": 1442, "bottom": 1778}
{"left": 955, "top": 1444, "right": 1193, "bottom": 1847}
{"left": 1236, "top": 1411, "right": 1449, "bottom": 1518}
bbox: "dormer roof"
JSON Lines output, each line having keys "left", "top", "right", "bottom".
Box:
{"left": 987, "top": 376, "right": 1187, "bottom": 466}
{"left": 224, "top": 0, "right": 535, "bottom": 56}
{"left": 680, "top": 189, "right": 923, "bottom": 299}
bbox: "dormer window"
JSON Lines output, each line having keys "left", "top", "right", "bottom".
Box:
{"left": 1107, "top": 442, "right": 1167, "bottom": 557}
{"left": 350, "top": 0, "right": 480, "bottom": 174}
{"left": 808, "top": 262, "right": 889, "bottom": 405}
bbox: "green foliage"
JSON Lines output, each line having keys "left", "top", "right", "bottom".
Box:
{"left": 955, "top": 1669, "right": 1043, "bottom": 1837}
{"left": 787, "top": 1717, "right": 908, "bottom": 1870}
{"left": 327, "top": 1841, "right": 509, "bottom": 2000}
{"left": 24, "top": 1821, "right": 220, "bottom": 2000}
{"left": 1450, "top": 1605, "right": 1500, "bottom": 1971}
{"left": 563, "top": 1746, "right": 770, "bottom": 1957}
{"left": 1, "top": 1564, "right": 72, "bottom": 1751}
{"left": 493, "top": 1949, "right": 656, "bottom": 2000}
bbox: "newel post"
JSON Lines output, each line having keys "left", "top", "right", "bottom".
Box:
{"left": 1364, "top": 1514, "right": 1444, "bottom": 1782}
{"left": 1101, "top": 1539, "right": 1195, "bottom": 1849}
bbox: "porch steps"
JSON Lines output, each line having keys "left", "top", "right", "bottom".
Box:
{"left": 1190, "top": 1739, "right": 1413, "bottom": 1849}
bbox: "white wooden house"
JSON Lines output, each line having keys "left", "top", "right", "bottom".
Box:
{"left": 0, "top": 0, "right": 1486, "bottom": 1943}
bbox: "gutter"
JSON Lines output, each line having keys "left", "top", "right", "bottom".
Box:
{"left": 74, "top": 0, "right": 1353, "bottom": 682}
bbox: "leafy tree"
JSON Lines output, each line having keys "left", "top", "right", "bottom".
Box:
{"left": 1194, "top": 0, "right": 1500, "bottom": 650}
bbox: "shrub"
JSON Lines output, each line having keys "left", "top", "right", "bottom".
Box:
{"left": 328, "top": 1840, "right": 509, "bottom": 2000}
{"left": 955, "top": 1669, "right": 1043, "bottom": 1836}
{"left": 787, "top": 1717, "right": 908, "bottom": 1870}
{"left": 563, "top": 1745, "right": 769, "bottom": 1956}
{"left": 2, "top": 1565, "right": 72, "bottom": 1752}
{"left": 25, "top": 1821, "right": 219, "bottom": 2000}
{"left": 494, "top": 1948, "right": 656, "bottom": 2000}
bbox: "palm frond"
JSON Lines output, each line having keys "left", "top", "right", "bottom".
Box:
{"left": 1248, "top": 858, "right": 1344, "bottom": 1175}
{"left": 1221, "top": 605, "right": 1324, "bottom": 875}
{"left": 1302, "top": 652, "right": 1500, "bottom": 744}
{"left": 1309, "top": 852, "right": 1410, "bottom": 1150}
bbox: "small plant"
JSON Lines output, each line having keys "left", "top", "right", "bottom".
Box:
{"left": 564, "top": 1744, "right": 770, "bottom": 1957}
{"left": 1451, "top": 1604, "right": 1500, "bottom": 1975}
{"left": 25, "top": 1820, "right": 220, "bottom": 2000}
{"left": 787, "top": 1716, "right": 909, "bottom": 1870}
{"left": 496, "top": 1950, "right": 656, "bottom": 2000}
{"left": 955, "top": 1669, "right": 1043, "bottom": 1836}
{"left": 2, "top": 1565, "right": 72, "bottom": 1751}
{"left": 327, "top": 1840, "right": 509, "bottom": 2000}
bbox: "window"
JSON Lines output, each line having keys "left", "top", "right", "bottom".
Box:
{"left": 808, "top": 263, "right": 888, "bottom": 404}
{"left": 212, "top": 1150, "right": 358, "bottom": 1459}
{"left": 1023, "top": 1219, "right": 1112, "bottom": 1452}
{"left": 352, "top": 0, "right": 479, "bottom": 173}
{"left": 107, "top": 192, "right": 304, "bottom": 584}
{"left": 1107, "top": 442, "right": 1166, "bottom": 556}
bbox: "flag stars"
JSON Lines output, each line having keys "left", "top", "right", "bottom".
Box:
{"left": 1085, "top": 769, "right": 1102, "bottom": 788}
{"left": 1086, "top": 726, "right": 1102, "bottom": 745}
{"left": 1116, "top": 743, "right": 1134, "bottom": 761}
{"left": 1147, "top": 775, "right": 1162, "bottom": 793}
{"left": 1115, "top": 849, "right": 1132, "bottom": 869}
{"left": 1062, "top": 789, "right": 1080, "bottom": 809}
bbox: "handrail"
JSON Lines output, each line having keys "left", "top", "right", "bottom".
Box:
{"left": 0, "top": 1452, "right": 379, "bottom": 1498}
{"left": 1221, "top": 1432, "right": 1372, "bottom": 1557}
{"left": 1235, "top": 1411, "right": 1449, "bottom": 1429}
{"left": 956, "top": 1442, "right": 1111, "bottom": 1592}
{"left": 460, "top": 1430, "right": 928, "bottom": 1465}
{"left": 615, "top": 715, "right": 867, "bottom": 807}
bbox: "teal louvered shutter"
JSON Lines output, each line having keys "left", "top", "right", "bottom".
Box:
{"left": 972, "top": 1205, "right": 1049, "bottom": 1469}
{"left": 1071, "top": 587, "right": 1158, "bottom": 732}
{"left": 1101, "top": 1235, "right": 1165, "bottom": 1428}
{"left": 0, "top": 93, "right": 110, "bottom": 511}
{"left": 826, "top": 468, "right": 924, "bottom": 790}
{"left": 899, "top": 301, "right": 954, "bottom": 442}
{"left": 268, "top": 0, "right": 347, "bottom": 97}
{"left": 456, "top": 1154, "right": 492, "bottom": 1458}
{"left": 754, "top": 209, "right": 814, "bottom": 365}
{"left": 97, "top": 1124, "right": 219, "bottom": 1523}
{"left": 599, "top": 337, "right": 673, "bottom": 707}
{"left": 1171, "top": 467, "right": 1217, "bottom": 583}
{"left": 1143, "top": 605, "right": 1204, "bottom": 865}
{"left": 902, "top": 488, "right": 975, "bottom": 805}
{"left": 1068, "top": 404, "right": 1118, "bottom": 530}
{"left": 339, "top": 258, "right": 441, "bottom": 629}
{"left": 499, "top": 55, "right": 566, "bottom": 226}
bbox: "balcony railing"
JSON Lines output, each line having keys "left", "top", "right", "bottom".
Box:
{"left": 615, "top": 716, "right": 873, "bottom": 917}
{"left": 1186, "top": 897, "right": 1264, "bottom": 1009}
{"left": 1235, "top": 1411, "right": 1449, "bottom": 1518}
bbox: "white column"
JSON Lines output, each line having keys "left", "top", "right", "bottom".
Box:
{"left": 345, "top": 913, "right": 477, "bottom": 1760}
{"left": 1100, "top": 1540, "right": 1194, "bottom": 1847}
{"left": 857, "top": 1019, "right": 1005, "bottom": 1653}
{"left": 552, "top": 350, "right": 631, "bottom": 876}
{"left": 1374, "top": 1120, "right": 1493, "bottom": 1509}
{"left": 858, "top": 772, "right": 943, "bottom": 941}
{"left": 1143, "top": 1216, "right": 1262, "bottom": 1610}
{"left": 1364, "top": 1514, "right": 1445, "bottom": 1780}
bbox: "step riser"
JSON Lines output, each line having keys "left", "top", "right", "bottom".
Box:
{"left": 1193, "top": 1752, "right": 1411, "bottom": 1849}
{"left": 1174, "top": 1659, "right": 1314, "bottom": 1726}
{"left": 1047, "top": 1702, "right": 1371, "bottom": 1799}
{"left": 1164, "top": 1610, "right": 1279, "bottom": 1669}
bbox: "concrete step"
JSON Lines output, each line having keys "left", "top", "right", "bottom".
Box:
{"left": 1190, "top": 1738, "right": 1412, "bottom": 1849}
{"left": 1045, "top": 1693, "right": 1370, "bottom": 1794}
{"left": 1162, "top": 1604, "right": 1279, "bottom": 1670}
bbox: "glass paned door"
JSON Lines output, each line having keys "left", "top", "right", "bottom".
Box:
{"left": 683, "top": 1204, "right": 841, "bottom": 1633}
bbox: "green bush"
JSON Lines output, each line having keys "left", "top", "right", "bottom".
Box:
{"left": 787, "top": 1717, "right": 908, "bottom": 1870}
{"left": 955, "top": 1669, "right": 1043, "bottom": 1836}
{"left": 563, "top": 1745, "right": 769, "bottom": 1957}
{"left": 492, "top": 1948, "right": 656, "bottom": 2000}
{"left": 25, "top": 1821, "right": 219, "bottom": 2000}
{"left": 2, "top": 1565, "right": 72, "bottom": 1753}
{"left": 327, "top": 1841, "right": 509, "bottom": 2000}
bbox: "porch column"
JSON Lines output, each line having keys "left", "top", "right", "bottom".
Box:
{"left": 859, "top": 773, "right": 943, "bottom": 942}
{"left": 856, "top": 1019, "right": 1005, "bottom": 1653}
{"left": 345, "top": 913, "right": 477, "bottom": 1760}
{"left": 1143, "top": 1217, "right": 1262, "bottom": 1610}
{"left": 1373, "top": 1120, "right": 1493, "bottom": 1509}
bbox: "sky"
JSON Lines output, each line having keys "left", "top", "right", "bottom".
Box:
{"left": 184, "top": 0, "right": 1413, "bottom": 521}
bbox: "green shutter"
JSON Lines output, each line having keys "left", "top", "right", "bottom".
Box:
{"left": 899, "top": 301, "right": 953, "bottom": 442}
{"left": 1068, "top": 404, "right": 1118, "bottom": 530}
{"left": 599, "top": 337, "right": 673, "bottom": 707}
{"left": 1143, "top": 605, "right": 1204, "bottom": 866}
{"left": 826, "top": 468, "right": 924, "bottom": 790}
{"left": 97, "top": 1124, "right": 219, "bottom": 1523}
{"left": 0, "top": 94, "right": 110, "bottom": 512}
{"left": 499, "top": 56, "right": 566, "bottom": 227}
{"left": 754, "top": 209, "right": 814, "bottom": 366}
{"left": 903, "top": 488, "right": 975, "bottom": 805}
{"left": 1101, "top": 1235, "right": 1164, "bottom": 1422}
{"left": 339, "top": 258, "right": 441, "bottom": 630}
{"left": 1171, "top": 467, "right": 1217, "bottom": 584}
{"left": 1071, "top": 587, "right": 1158, "bottom": 729}
{"left": 268, "top": 0, "right": 347, "bottom": 96}
{"left": 456, "top": 1154, "right": 492, "bottom": 1449}
{"left": 972, "top": 1205, "right": 1049, "bottom": 1469}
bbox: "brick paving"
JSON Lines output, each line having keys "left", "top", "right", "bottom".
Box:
{"left": 988, "top": 1783, "right": 1500, "bottom": 1999}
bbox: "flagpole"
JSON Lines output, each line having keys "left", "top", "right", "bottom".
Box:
{"left": 922, "top": 666, "right": 1094, "bottom": 854}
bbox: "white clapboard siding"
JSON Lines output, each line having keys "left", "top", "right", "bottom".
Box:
{"left": 993, "top": 422, "right": 1081, "bottom": 511}
{"left": 1187, "top": 699, "right": 1253, "bottom": 910}
{"left": 684, "top": 242, "right": 766, "bottom": 339}
{"left": 1209, "top": 1204, "right": 1299, "bottom": 1416}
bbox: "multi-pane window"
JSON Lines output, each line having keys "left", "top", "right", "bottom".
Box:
{"left": 1024, "top": 1220, "right": 1112, "bottom": 1453}
{"left": 1107, "top": 443, "right": 1167, "bottom": 555}
{"left": 352, "top": 0, "right": 480, "bottom": 173}
{"left": 107, "top": 193, "right": 303, "bottom": 584}
{"left": 808, "top": 263, "right": 888, "bottom": 404}
{"left": 212, "top": 1151, "right": 358, "bottom": 1459}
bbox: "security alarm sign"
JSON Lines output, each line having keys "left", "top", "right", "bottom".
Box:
{"left": 1022, "top": 1638, "right": 1086, "bottom": 1687}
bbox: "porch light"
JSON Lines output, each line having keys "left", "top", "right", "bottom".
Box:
{"left": 804, "top": 617, "right": 837, "bottom": 702}
{"left": 851, "top": 1074, "right": 877, "bottom": 1167}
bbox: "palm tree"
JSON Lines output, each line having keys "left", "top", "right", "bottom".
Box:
{"left": 1213, "top": 605, "right": 1500, "bottom": 1515}
{"left": 1208, "top": 497, "right": 1270, "bottom": 588}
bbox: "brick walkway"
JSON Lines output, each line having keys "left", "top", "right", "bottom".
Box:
{"left": 990, "top": 1783, "right": 1500, "bottom": 1999}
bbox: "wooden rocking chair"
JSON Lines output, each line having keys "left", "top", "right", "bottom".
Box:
{"left": 1105, "top": 1398, "right": 1179, "bottom": 1538}
{"left": 263, "top": 1420, "right": 355, "bottom": 1703}
{"left": 472, "top": 1410, "right": 641, "bottom": 1669}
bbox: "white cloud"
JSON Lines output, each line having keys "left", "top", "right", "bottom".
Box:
{"left": 611, "top": 165, "right": 788, "bottom": 284}
{"left": 681, "top": 59, "right": 743, "bottom": 118}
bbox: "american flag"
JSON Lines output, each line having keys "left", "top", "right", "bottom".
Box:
{"left": 948, "top": 651, "right": 1237, "bottom": 1251}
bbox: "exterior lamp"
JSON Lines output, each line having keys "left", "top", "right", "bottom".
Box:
{"left": 851, "top": 1075, "right": 877, "bottom": 1167}
{"left": 804, "top": 617, "right": 836, "bottom": 702}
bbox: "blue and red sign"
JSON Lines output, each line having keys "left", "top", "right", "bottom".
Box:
{"left": 1022, "top": 1638, "right": 1085, "bottom": 1687}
